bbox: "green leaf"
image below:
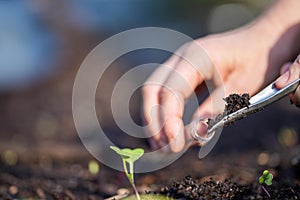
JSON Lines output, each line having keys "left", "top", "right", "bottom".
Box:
{"left": 121, "top": 148, "right": 144, "bottom": 162}
{"left": 110, "top": 146, "right": 122, "bottom": 154}
{"left": 264, "top": 173, "right": 273, "bottom": 186}
{"left": 259, "top": 176, "right": 265, "bottom": 185}
{"left": 110, "top": 146, "right": 144, "bottom": 162}
{"left": 110, "top": 146, "right": 130, "bottom": 159}
{"left": 263, "top": 170, "right": 269, "bottom": 176}
{"left": 258, "top": 170, "right": 273, "bottom": 186}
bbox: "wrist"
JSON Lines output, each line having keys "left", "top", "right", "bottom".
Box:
{"left": 252, "top": 0, "right": 300, "bottom": 59}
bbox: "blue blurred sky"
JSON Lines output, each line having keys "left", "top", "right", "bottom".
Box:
{"left": 0, "top": 1, "right": 58, "bottom": 91}
{"left": 0, "top": 0, "right": 269, "bottom": 91}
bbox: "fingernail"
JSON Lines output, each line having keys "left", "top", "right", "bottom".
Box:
{"left": 296, "top": 56, "right": 300, "bottom": 65}
{"left": 276, "top": 71, "right": 290, "bottom": 86}
{"left": 170, "top": 125, "right": 185, "bottom": 153}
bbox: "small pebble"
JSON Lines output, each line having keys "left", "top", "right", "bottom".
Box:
{"left": 8, "top": 185, "right": 18, "bottom": 195}
{"left": 117, "top": 188, "right": 129, "bottom": 195}
{"left": 1, "top": 150, "right": 18, "bottom": 166}
{"left": 65, "top": 189, "right": 76, "bottom": 200}
{"left": 278, "top": 127, "right": 298, "bottom": 148}
{"left": 36, "top": 187, "right": 46, "bottom": 199}
{"left": 257, "top": 152, "right": 269, "bottom": 166}
{"left": 88, "top": 160, "right": 100, "bottom": 175}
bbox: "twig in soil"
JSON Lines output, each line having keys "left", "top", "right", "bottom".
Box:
{"left": 283, "top": 187, "right": 294, "bottom": 191}
{"left": 261, "top": 185, "right": 271, "bottom": 198}
{"left": 105, "top": 190, "right": 130, "bottom": 200}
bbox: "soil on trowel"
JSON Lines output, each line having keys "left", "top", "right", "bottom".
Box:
{"left": 207, "top": 93, "right": 250, "bottom": 128}
{"left": 223, "top": 93, "right": 250, "bottom": 115}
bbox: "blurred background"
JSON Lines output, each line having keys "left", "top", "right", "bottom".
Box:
{"left": 1, "top": 0, "right": 300, "bottom": 199}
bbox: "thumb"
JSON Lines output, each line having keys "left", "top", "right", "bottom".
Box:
{"left": 280, "top": 62, "right": 292, "bottom": 75}
{"left": 275, "top": 55, "right": 300, "bottom": 106}
{"left": 275, "top": 57, "right": 300, "bottom": 89}
{"left": 275, "top": 62, "right": 292, "bottom": 89}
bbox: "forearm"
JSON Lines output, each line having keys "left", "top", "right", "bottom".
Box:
{"left": 263, "top": 0, "right": 300, "bottom": 35}
{"left": 254, "top": 0, "right": 300, "bottom": 60}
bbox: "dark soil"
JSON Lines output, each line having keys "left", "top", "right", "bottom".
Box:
{"left": 157, "top": 176, "right": 244, "bottom": 199}
{"left": 207, "top": 93, "right": 250, "bottom": 128}
{"left": 1, "top": 3, "right": 300, "bottom": 199}
{"left": 157, "top": 176, "right": 300, "bottom": 200}
{"left": 223, "top": 94, "right": 250, "bottom": 115}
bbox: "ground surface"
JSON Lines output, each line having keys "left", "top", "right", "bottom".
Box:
{"left": 0, "top": 64, "right": 299, "bottom": 199}
{"left": 0, "top": 1, "right": 299, "bottom": 198}
{"left": 158, "top": 175, "right": 300, "bottom": 200}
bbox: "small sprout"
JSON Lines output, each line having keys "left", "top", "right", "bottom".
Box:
{"left": 88, "top": 160, "right": 100, "bottom": 175}
{"left": 259, "top": 170, "right": 273, "bottom": 185}
{"left": 259, "top": 170, "right": 273, "bottom": 198}
{"left": 1, "top": 150, "right": 18, "bottom": 166}
{"left": 110, "top": 146, "right": 144, "bottom": 200}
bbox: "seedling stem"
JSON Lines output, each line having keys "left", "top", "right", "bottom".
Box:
{"left": 110, "top": 146, "right": 144, "bottom": 200}
{"left": 258, "top": 170, "right": 273, "bottom": 198}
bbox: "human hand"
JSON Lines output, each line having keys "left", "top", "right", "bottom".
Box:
{"left": 141, "top": 0, "right": 300, "bottom": 153}
{"left": 142, "top": 25, "right": 281, "bottom": 152}
{"left": 275, "top": 54, "right": 300, "bottom": 107}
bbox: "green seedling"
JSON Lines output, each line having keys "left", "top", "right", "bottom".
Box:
{"left": 258, "top": 170, "right": 273, "bottom": 198}
{"left": 110, "top": 146, "right": 144, "bottom": 200}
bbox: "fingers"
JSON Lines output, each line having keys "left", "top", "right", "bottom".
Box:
{"left": 293, "top": 85, "right": 300, "bottom": 107}
{"left": 275, "top": 55, "right": 300, "bottom": 106}
{"left": 289, "top": 56, "right": 300, "bottom": 106}
{"left": 159, "top": 88, "right": 185, "bottom": 152}
{"left": 142, "top": 42, "right": 215, "bottom": 152}
{"left": 158, "top": 43, "right": 217, "bottom": 152}
{"left": 158, "top": 67, "right": 201, "bottom": 152}
{"left": 280, "top": 62, "right": 292, "bottom": 74}
{"left": 142, "top": 55, "right": 182, "bottom": 150}
{"left": 142, "top": 44, "right": 194, "bottom": 150}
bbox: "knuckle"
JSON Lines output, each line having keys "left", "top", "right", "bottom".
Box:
{"left": 166, "top": 130, "right": 176, "bottom": 141}
{"left": 177, "top": 42, "right": 191, "bottom": 55}
{"left": 289, "top": 61, "right": 300, "bottom": 76}
{"left": 159, "top": 86, "right": 171, "bottom": 98}
{"left": 296, "top": 54, "right": 300, "bottom": 65}
{"left": 142, "top": 110, "right": 151, "bottom": 123}
{"left": 141, "top": 84, "right": 153, "bottom": 96}
{"left": 159, "top": 87, "right": 185, "bottom": 109}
